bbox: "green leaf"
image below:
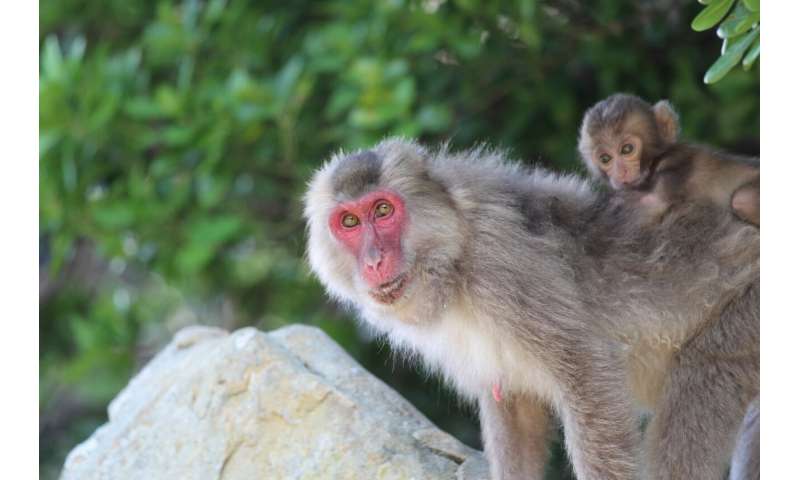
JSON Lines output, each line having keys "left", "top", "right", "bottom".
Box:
{"left": 175, "top": 242, "right": 216, "bottom": 274}
{"left": 175, "top": 216, "right": 244, "bottom": 274}
{"left": 66, "top": 36, "right": 86, "bottom": 61}
{"left": 692, "top": 0, "right": 735, "bottom": 31}
{"left": 92, "top": 202, "right": 137, "bottom": 230}
{"left": 728, "top": 12, "right": 759, "bottom": 38}
{"left": 716, "top": 3, "right": 755, "bottom": 38}
{"left": 41, "top": 35, "right": 64, "bottom": 78}
{"left": 187, "top": 216, "right": 243, "bottom": 246}
{"left": 722, "top": 24, "right": 756, "bottom": 55}
{"left": 154, "top": 86, "right": 182, "bottom": 116}
{"left": 274, "top": 57, "right": 305, "bottom": 103}
{"left": 124, "top": 97, "right": 164, "bottom": 119}
{"left": 162, "top": 125, "right": 195, "bottom": 147}
{"left": 230, "top": 249, "right": 274, "bottom": 286}
{"left": 48, "top": 232, "right": 74, "bottom": 275}
{"left": 704, "top": 27, "right": 759, "bottom": 83}
{"left": 717, "top": 20, "right": 740, "bottom": 39}
{"left": 743, "top": 0, "right": 759, "bottom": 11}
{"left": 742, "top": 35, "right": 760, "bottom": 70}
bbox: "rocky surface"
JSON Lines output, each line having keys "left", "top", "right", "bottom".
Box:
{"left": 61, "top": 324, "right": 488, "bottom": 480}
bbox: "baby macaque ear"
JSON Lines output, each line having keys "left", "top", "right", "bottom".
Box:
{"left": 653, "top": 100, "right": 680, "bottom": 144}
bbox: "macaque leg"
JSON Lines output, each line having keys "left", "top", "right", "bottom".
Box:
{"left": 645, "top": 286, "right": 759, "bottom": 480}
{"left": 731, "top": 178, "right": 760, "bottom": 226}
{"left": 730, "top": 397, "right": 760, "bottom": 480}
{"left": 479, "top": 391, "right": 553, "bottom": 480}
{"left": 558, "top": 354, "right": 639, "bottom": 480}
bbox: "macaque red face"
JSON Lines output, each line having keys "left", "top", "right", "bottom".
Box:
{"left": 592, "top": 132, "right": 645, "bottom": 189}
{"left": 328, "top": 189, "right": 408, "bottom": 304}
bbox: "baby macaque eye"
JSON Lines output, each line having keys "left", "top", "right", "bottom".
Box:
{"left": 621, "top": 143, "right": 634, "bottom": 155}
{"left": 599, "top": 153, "right": 612, "bottom": 165}
{"left": 341, "top": 213, "right": 360, "bottom": 228}
{"left": 375, "top": 201, "right": 394, "bottom": 218}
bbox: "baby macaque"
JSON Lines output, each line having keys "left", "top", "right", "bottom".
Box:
{"left": 579, "top": 93, "right": 760, "bottom": 225}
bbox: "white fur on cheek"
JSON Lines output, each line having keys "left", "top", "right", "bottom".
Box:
{"left": 304, "top": 158, "right": 361, "bottom": 305}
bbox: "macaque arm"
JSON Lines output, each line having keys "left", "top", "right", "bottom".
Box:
{"left": 731, "top": 177, "right": 760, "bottom": 226}
{"left": 657, "top": 149, "right": 760, "bottom": 226}
{"left": 686, "top": 152, "right": 760, "bottom": 226}
{"left": 479, "top": 391, "right": 553, "bottom": 480}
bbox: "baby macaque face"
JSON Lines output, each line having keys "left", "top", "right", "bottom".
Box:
{"left": 580, "top": 95, "right": 678, "bottom": 191}
{"left": 591, "top": 130, "right": 645, "bottom": 189}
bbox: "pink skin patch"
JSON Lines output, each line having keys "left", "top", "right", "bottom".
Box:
{"left": 329, "top": 189, "right": 409, "bottom": 303}
{"left": 639, "top": 192, "right": 663, "bottom": 209}
{"left": 637, "top": 191, "right": 669, "bottom": 217}
{"left": 492, "top": 382, "right": 503, "bottom": 403}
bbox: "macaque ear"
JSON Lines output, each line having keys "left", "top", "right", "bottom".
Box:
{"left": 653, "top": 100, "right": 680, "bottom": 144}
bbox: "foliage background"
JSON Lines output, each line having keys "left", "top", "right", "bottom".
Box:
{"left": 39, "top": 0, "right": 759, "bottom": 478}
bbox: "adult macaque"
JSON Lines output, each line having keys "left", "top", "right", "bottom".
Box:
{"left": 579, "top": 93, "right": 760, "bottom": 226}
{"left": 304, "top": 139, "right": 759, "bottom": 480}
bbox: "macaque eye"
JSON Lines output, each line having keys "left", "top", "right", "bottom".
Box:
{"left": 374, "top": 201, "right": 394, "bottom": 218}
{"left": 599, "top": 154, "right": 612, "bottom": 165}
{"left": 341, "top": 213, "right": 360, "bottom": 228}
{"left": 621, "top": 143, "right": 634, "bottom": 155}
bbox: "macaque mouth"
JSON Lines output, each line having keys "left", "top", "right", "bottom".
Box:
{"left": 369, "top": 274, "right": 408, "bottom": 304}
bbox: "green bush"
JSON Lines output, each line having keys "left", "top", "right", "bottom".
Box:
{"left": 40, "top": 1, "right": 758, "bottom": 478}
{"left": 691, "top": 0, "right": 760, "bottom": 83}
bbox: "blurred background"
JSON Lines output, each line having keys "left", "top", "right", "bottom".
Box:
{"left": 39, "top": 1, "right": 759, "bottom": 478}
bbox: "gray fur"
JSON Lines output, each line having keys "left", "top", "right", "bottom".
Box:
{"left": 581, "top": 93, "right": 658, "bottom": 139}
{"left": 304, "top": 138, "right": 759, "bottom": 480}
{"left": 330, "top": 150, "right": 383, "bottom": 198}
{"left": 644, "top": 284, "right": 759, "bottom": 480}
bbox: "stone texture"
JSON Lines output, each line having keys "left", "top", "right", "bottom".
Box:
{"left": 61, "top": 324, "right": 489, "bottom": 480}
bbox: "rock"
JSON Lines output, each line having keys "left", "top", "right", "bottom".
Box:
{"left": 61, "top": 325, "right": 489, "bottom": 480}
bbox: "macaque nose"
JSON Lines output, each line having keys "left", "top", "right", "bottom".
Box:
{"left": 363, "top": 244, "right": 383, "bottom": 272}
